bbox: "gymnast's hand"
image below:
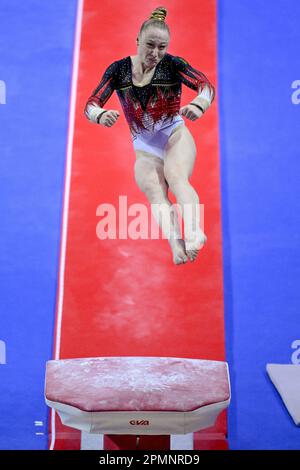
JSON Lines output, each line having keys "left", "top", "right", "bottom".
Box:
{"left": 99, "top": 110, "right": 120, "bottom": 127}
{"left": 179, "top": 104, "right": 203, "bottom": 121}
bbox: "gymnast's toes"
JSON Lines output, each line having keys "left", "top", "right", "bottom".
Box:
{"left": 186, "top": 249, "right": 199, "bottom": 262}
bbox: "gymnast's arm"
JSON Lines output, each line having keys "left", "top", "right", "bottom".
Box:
{"left": 173, "top": 56, "right": 215, "bottom": 113}
{"left": 84, "top": 61, "right": 119, "bottom": 125}
{"left": 190, "top": 83, "right": 214, "bottom": 113}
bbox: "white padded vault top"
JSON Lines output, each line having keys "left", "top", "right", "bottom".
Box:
{"left": 45, "top": 356, "right": 231, "bottom": 435}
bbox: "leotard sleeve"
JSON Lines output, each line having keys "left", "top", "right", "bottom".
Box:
{"left": 84, "top": 61, "right": 118, "bottom": 122}
{"left": 173, "top": 56, "right": 215, "bottom": 111}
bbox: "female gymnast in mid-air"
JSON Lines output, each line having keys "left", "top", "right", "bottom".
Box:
{"left": 85, "top": 6, "right": 215, "bottom": 265}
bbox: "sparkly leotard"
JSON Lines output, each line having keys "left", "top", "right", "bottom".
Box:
{"left": 85, "top": 53, "right": 215, "bottom": 159}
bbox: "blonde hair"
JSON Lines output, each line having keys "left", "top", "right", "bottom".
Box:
{"left": 138, "top": 6, "right": 170, "bottom": 39}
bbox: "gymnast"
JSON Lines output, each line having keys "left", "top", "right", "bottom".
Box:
{"left": 85, "top": 6, "right": 215, "bottom": 265}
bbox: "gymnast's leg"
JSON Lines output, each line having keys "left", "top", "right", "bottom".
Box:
{"left": 134, "top": 151, "right": 188, "bottom": 265}
{"left": 164, "top": 125, "right": 207, "bottom": 262}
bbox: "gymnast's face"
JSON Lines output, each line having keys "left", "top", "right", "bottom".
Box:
{"left": 137, "top": 27, "right": 169, "bottom": 67}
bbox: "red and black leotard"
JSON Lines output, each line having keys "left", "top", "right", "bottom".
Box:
{"left": 85, "top": 53, "right": 215, "bottom": 137}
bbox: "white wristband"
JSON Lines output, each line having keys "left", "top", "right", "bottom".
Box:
{"left": 190, "top": 84, "right": 213, "bottom": 112}
{"left": 85, "top": 102, "right": 106, "bottom": 123}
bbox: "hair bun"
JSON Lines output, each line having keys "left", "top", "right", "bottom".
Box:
{"left": 150, "top": 6, "right": 167, "bottom": 22}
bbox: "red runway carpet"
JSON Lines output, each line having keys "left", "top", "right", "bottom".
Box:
{"left": 50, "top": 0, "right": 226, "bottom": 450}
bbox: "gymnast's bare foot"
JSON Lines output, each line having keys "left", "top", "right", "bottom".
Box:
{"left": 169, "top": 238, "right": 188, "bottom": 265}
{"left": 185, "top": 232, "right": 207, "bottom": 262}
